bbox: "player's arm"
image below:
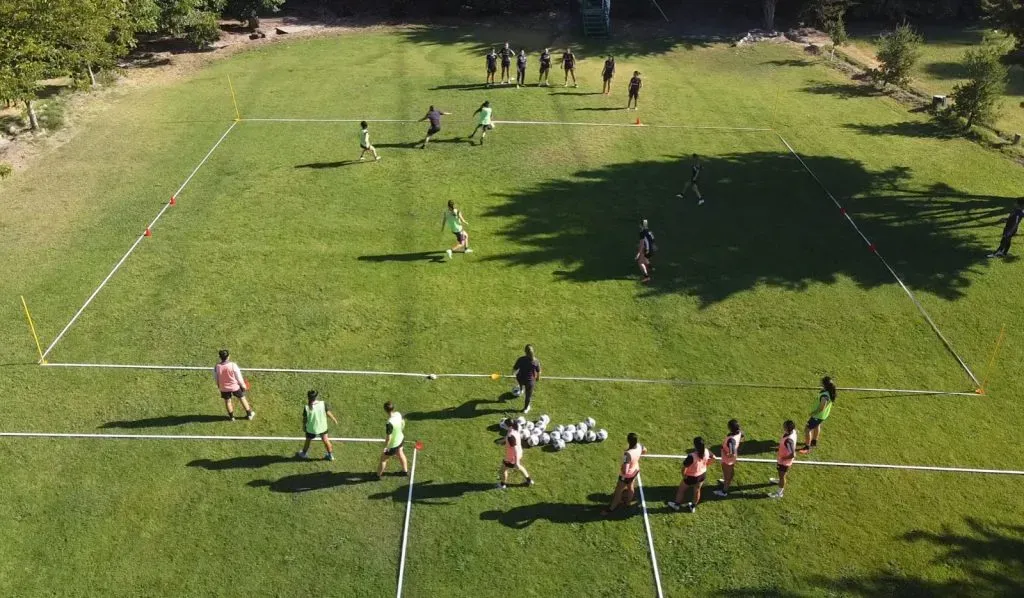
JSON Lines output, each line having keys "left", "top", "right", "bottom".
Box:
{"left": 458, "top": 211, "right": 468, "bottom": 225}
{"left": 384, "top": 422, "right": 394, "bottom": 447}
{"left": 783, "top": 438, "right": 795, "bottom": 460}
{"left": 440, "top": 212, "right": 447, "bottom": 231}
{"left": 327, "top": 409, "right": 339, "bottom": 425}
{"left": 534, "top": 362, "right": 541, "bottom": 381}
{"left": 635, "top": 239, "right": 645, "bottom": 260}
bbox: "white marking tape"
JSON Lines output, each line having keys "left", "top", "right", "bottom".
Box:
{"left": 775, "top": 132, "right": 981, "bottom": 388}
{"left": 0, "top": 432, "right": 383, "bottom": 442}
{"left": 637, "top": 474, "right": 665, "bottom": 598}
{"left": 241, "top": 117, "right": 770, "bottom": 131}
{"left": 643, "top": 454, "right": 1024, "bottom": 476}
{"left": 396, "top": 447, "right": 418, "bottom": 598}
{"left": 39, "top": 362, "right": 980, "bottom": 397}
{"left": 40, "top": 121, "right": 239, "bottom": 362}
{"left": 244, "top": 118, "right": 419, "bottom": 123}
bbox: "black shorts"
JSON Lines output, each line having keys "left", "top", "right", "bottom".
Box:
{"left": 384, "top": 442, "right": 404, "bottom": 456}
{"left": 684, "top": 473, "right": 706, "bottom": 486}
{"left": 487, "top": 66, "right": 496, "bottom": 74}
{"left": 501, "top": 61, "right": 511, "bottom": 68}
{"left": 603, "top": 74, "right": 613, "bottom": 82}
{"left": 453, "top": 231, "right": 467, "bottom": 244}
{"left": 540, "top": 65, "right": 550, "bottom": 74}
{"left": 427, "top": 126, "right": 441, "bottom": 136}
{"left": 777, "top": 463, "right": 790, "bottom": 475}
{"left": 503, "top": 460, "right": 519, "bottom": 468}
{"left": 629, "top": 90, "right": 639, "bottom": 99}
{"left": 516, "top": 380, "right": 535, "bottom": 400}
{"left": 220, "top": 390, "right": 246, "bottom": 400}
{"left": 306, "top": 431, "right": 326, "bottom": 440}
{"left": 806, "top": 418, "right": 824, "bottom": 430}
{"left": 619, "top": 474, "right": 637, "bottom": 484}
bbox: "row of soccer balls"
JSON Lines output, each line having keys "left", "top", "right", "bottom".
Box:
{"left": 499, "top": 414, "right": 609, "bottom": 451}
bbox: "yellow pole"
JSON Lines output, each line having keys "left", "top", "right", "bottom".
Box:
{"left": 977, "top": 324, "right": 1006, "bottom": 395}
{"left": 20, "top": 295, "right": 46, "bottom": 364}
{"left": 228, "top": 75, "right": 241, "bottom": 121}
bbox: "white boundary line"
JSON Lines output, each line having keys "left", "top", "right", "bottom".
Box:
{"left": 39, "top": 362, "right": 980, "bottom": 397}
{"left": 396, "top": 446, "right": 419, "bottom": 598}
{"left": 245, "top": 118, "right": 419, "bottom": 123}
{"left": 774, "top": 132, "right": 981, "bottom": 389}
{"left": 643, "top": 453, "right": 1024, "bottom": 476}
{"left": 242, "top": 117, "right": 771, "bottom": 131}
{"left": 39, "top": 121, "right": 239, "bottom": 362}
{"left": 636, "top": 474, "right": 665, "bottom": 598}
{"left": 0, "top": 431, "right": 383, "bottom": 442}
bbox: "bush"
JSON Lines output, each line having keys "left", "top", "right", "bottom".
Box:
{"left": 951, "top": 40, "right": 1010, "bottom": 129}
{"left": 876, "top": 24, "right": 923, "bottom": 88}
{"left": 183, "top": 10, "right": 222, "bottom": 48}
{"left": 0, "top": 163, "right": 12, "bottom": 180}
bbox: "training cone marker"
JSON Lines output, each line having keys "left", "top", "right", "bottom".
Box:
{"left": 169, "top": 196, "right": 176, "bottom": 206}
{"left": 839, "top": 207, "right": 846, "bottom": 215}
{"left": 635, "top": 118, "right": 642, "bottom": 126}
{"left": 868, "top": 243, "right": 877, "bottom": 253}
{"left": 975, "top": 388, "right": 985, "bottom": 394}
{"left": 490, "top": 372, "right": 501, "bottom": 381}
{"left": 415, "top": 441, "right": 424, "bottom": 450}
{"left": 245, "top": 380, "right": 251, "bottom": 390}
{"left": 144, "top": 228, "right": 152, "bottom": 237}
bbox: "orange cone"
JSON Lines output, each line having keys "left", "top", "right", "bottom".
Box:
{"left": 635, "top": 117, "right": 642, "bottom": 126}
{"left": 144, "top": 228, "right": 152, "bottom": 237}
{"left": 169, "top": 196, "right": 176, "bottom": 206}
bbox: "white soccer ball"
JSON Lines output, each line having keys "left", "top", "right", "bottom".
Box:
{"left": 553, "top": 439, "right": 565, "bottom": 451}
{"left": 585, "top": 417, "right": 596, "bottom": 429}
{"left": 577, "top": 423, "right": 588, "bottom": 434}
{"left": 516, "top": 416, "right": 527, "bottom": 427}
{"left": 540, "top": 414, "right": 551, "bottom": 425}
{"left": 563, "top": 431, "right": 574, "bottom": 443}
{"left": 586, "top": 431, "right": 597, "bottom": 442}
{"left": 555, "top": 424, "right": 565, "bottom": 434}
{"left": 525, "top": 435, "right": 537, "bottom": 447}
{"left": 511, "top": 386, "right": 523, "bottom": 397}
{"left": 541, "top": 433, "right": 551, "bottom": 445}
{"left": 526, "top": 421, "right": 535, "bottom": 431}
{"left": 534, "top": 422, "right": 546, "bottom": 432}
{"left": 565, "top": 424, "right": 576, "bottom": 435}
{"left": 574, "top": 430, "right": 585, "bottom": 442}
{"left": 550, "top": 431, "right": 561, "bottom": 442}
{"left": 597, "top": 429, "right": 608, "bottom": 441}
{"left": 499, "top": 419, "right": 509, "bottom": 431}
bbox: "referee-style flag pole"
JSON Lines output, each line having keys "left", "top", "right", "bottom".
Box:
{"left": 20, "top": 296, "right": 46, "bottom": 364}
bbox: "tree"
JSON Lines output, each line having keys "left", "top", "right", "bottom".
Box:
{"left": 950, "top": 38, "right": 1010, "bottom": 129}
{"left": 983, "top": 0, "right": 1024, "bottom": 49}
{"left": 155, "top": 0, "right": 225, "bottom": 48}
{"left": 0, "top": 1, "right": 68, "bottom": 130}
{"left": 224, "top": 0, "right": 285, "bottom": 31}
{"left": 763, "top": 0, "right": 779, "bottom": 31}
{"left": 63, "top": 0, "right": 158, "bottom": 86}
{"left": 805, "top": 0, "right": 853, "bottom": 60}
{"left": 875, "top": 23, "right": 923, "bottom": 88}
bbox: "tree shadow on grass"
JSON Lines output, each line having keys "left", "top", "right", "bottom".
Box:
{"left": 480, "top": 501, "right": 626, "bottom": 529}
{"left": 482, "top": 151, "right": 1007, "bottom": 304}
{"left": 762, "top": 59, "right": 815, "bottom": 68}
{"left": 405, "top": 398, "right": 509, "bottom": 421}
{"left": 187, "top": 455, "right": 295, "bottom": 471}
{"left": 100, "top": 414, "right": 225, "bottom": 429}
{"left": 248, "top": 471, "right": 377, "bottom": 493}
{"left": 357, "top": 251, "right": 447, "bottom": 263}
{"left": 844, "top": 121, "right": 959, "bottom": 140}
{"left": 368, "top": 480, "right": 494, "bottom": 505}
{"left": 922, "top": 61, "right": 969, "bottom": 81}
{"left": 810, "top": 518, "right": 1024, "bottom": 596}
{"left": 802, "top": 81, "right": 881, "bottom": 99}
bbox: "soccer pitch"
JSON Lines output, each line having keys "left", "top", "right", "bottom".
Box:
{"left": 2, "top": 26, "right": 1024, "bottom": 596}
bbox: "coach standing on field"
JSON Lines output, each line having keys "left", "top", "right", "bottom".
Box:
{"left": 988, "top": 199, "right": 1024, "bottom": 258}
{"left": 512, "top": 344, "right": 542, "bottom": 414}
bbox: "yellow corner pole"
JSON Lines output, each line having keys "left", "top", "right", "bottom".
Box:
{"left": 977, "top": 324, "right": 1006, "bottom": 395}
{"left": 228, "top": 75, "right": 241, "bottom": 121}
{"left": 20, "top": 295, "right": 46, "bottom": 364}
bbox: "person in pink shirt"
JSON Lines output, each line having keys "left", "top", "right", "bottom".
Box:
{"left": 497, "top": 419, "right": 534, "bottom": 490}
{"left": 714, "top": 419, "right": 743, "bottom": 497}
{"left": 214, "top": 349, "right": 254, "bottom": 421}
{"left": 668, "top": 436, "right": 716, "bottom": 513}
{"left": 769, "top": 420, "right": 798, "bottom": 499}
{"left": 604, "top": 432, "right": 646, "bottom": 514}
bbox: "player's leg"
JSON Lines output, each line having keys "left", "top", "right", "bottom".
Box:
{"left": 237, "top": 392, "right": 254, "bottom": 420}
{"left": 622, "top": 477, "right": 637, "bottom": 506}
{"left": 370, "top": 144, "right": 380, "bottom": 160}
{"left": 522, "top": 382, "right": 533, "bottom": 414}
{"left": 692, "top": 480, "right": 705, "bottom": 509}
{"left": 571, "top": 69, "right": 577, "bottom": 86}
{"left": 297, "top": 435, "right": 313, "bottom": 458}
{"left": 516, "top": 462, "right": 533, "bottom": 486}
{"left": 397, "top": 446, "right": 408, "bottom": 474}
{"left": 668, "top": 480, "right": 687, "bottom": 510}
{"left": 676, "top": 181, "right": 692, "bottom": 199}
{"left": 715, "top": 463, "right": 734, "bottom": 497}
{"left": 321, "top": 434, "right": 334, "bottom": 460}
{"left": 498, "top": 462, "right": 510, "bottom": 488}
{"left": 468, "top": 124, "right": 480, "bottom": 138}
{"left": 461, "top": 231, "right": 471, "bottom": 253}
{"left": 605, "top": 479, "right": 626, "bottom": 512}
{"left": 693, "top": 183, "right": 704, "bottom": 205}
{"left": 222, "top": 393, "right": 235, "bottom": 419}
{"left": 377, "top": 449, "right": 390, "bottom": 476}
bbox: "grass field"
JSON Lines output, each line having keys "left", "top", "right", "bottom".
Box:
{"left": 2, "top": 25, "right": 1024, "bottom": 597}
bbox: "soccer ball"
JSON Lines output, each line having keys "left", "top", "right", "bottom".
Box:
{"left": 534, "top": 422, "right": 546, "bottom": 432}
{"left": 511, "top": 386, "right": 523, "bottom": 397}
{"left": 550, "top": 431, "right": 561, "bottom": 442}
{"left": 577, "top": 423, "right": 588, "bottom": 434}
{"left": 516, "top": 416, "right": 527, "bottom": 427}
{"left": 586, "top": 431, "right": 597, "bottom": 442}
{"left": 597, "top": 429, "right": 608, "bottom": 441}
{"left": 499, "top": 419, "right": 509, "bottom": 431}
{"left": 585, "top": 417, "right": 596, "bottom": 429}
{"left": 526, "top": 421, "right": 535, "bottom": 431}
{"left": 565, "top": 424, "right": 576, "bottom": 435}
{"left": 540, "top": 414, "right": 551, "bottom": 425}
{"left": 553, "top": 439, "right": 565, "bottom": 451}
{"left": 541, "top": 433, "right": 551, "bottom": 445}
{"left": 526, "top": 435, "right": 537, "bottom": 447}
{"left": 555, "top": 424, "right": 565, "bottom": 434}
{"left": 574, "top": 430, "right": 585, "bottom": 442}
{"left": 563, "top": 431, "right": 574, "bottom": 443}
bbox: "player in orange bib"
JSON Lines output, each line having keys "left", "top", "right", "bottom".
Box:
{"left": 769, "top": 420, "right": 798, "bottom": 499}
{"left": 604, "top": 432, "right": 647, "bottom": 514}
{"left": 668, "top": 436, "right": 716, "bottom": 513}
{"left": 213, "top": 349, "right": 253, "bottom": 421}
{"left": 714, "top": 419, "right": 744, "bottom": 497}
{"left": 497, "top": 419, "right": 534, "bottom": 489}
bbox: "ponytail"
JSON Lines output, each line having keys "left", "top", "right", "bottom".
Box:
{"left": 693, "top": 436, "right": 706, "bottom": 459}
{"left": 822, "top": 376, "right": 837, "bottom": 402}
{"left": 727, "top": 419, "right": 741, "bottom": 436}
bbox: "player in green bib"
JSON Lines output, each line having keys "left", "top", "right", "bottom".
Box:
{"left": 358, "top": 121, "right": 381, "bottom": 161}
{"left": 441, "top": 200, "right": 472, "bottom": 259}
{"left": 468, "top": 101, "right": 495, "bottom": 145}
{"left": 800, "top": 377, "right": 836, "bottom": 454}
{"left": 377, "top": 401, "right": 409, "bottom": 477}
{"left": 296, "top": 390, "right": 340, "bottom": 461}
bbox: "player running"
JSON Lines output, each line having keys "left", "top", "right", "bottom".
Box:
{"left": 377, "top": 401, "right": 409, "bottom": 478}
{"left": 485, "top": 48, "right": 498, "bottom": 86}
{"left": 769, "top": 420, "right": 798, "bottom": 499}
{"left": 562, "top": 47, "right": 577, "bottom": 87}
{"left": 468, "top": 101, "right": 495, "bottom": 145}
{"left": 604, "top": 432, "right": 647, "bottom": 514}
{"left": 296, "top": 390, "right": 339, "bottom": 461}
{"left": 515, "top": 50, "right": 527, "bottom": 87}
{"left": 714, "top": 419, "right": 744, "bottom": 497}
{"left": 987, "top": 198, "right": 1024, "bottom": 258}
{"left": 500, "top": 42, "right": 515, "bottom": 84}
{"left": 498, "top": 419, "right": 534, "bottom": 489}
{"left": 676, "top": 153, "right": 705, "bottom": 205}
{"left": 635, "top": 219, "right": 656, "bottom": 283}
{"left": 799, "top": 377, "right": 837, "bottom": 454}
{"left": 441, "top": 200, "right": 472, "bottom": 259}
{"left": 627, "top": 71, "right": 642, "bottom": 110}
{"left": 538, "top": 48, "right": 553, "bottom": 86}
{"left": 667, "top": 436, "right": 716, "bottom": 513}
{"left": 214, "top": 349, "right": 254, "bottom": 421}
{"left": 358, "top": 121, "right": 381, "bottom": 162}
{"left": 511, "top": 344, "right": 541, "bottom": 414}
{"left": 601, "top": 56, "right": 615, "bottom": 95}
{"left": 419, "top": 105, "right": 451, "bottom": 149}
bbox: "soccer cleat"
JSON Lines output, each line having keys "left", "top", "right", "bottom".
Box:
{"left": 769, "top": 477, "right": 780, "bottom": 485}
{"left": 375, "top": 156, "right": 381, "bottom": 161}
{"left": 713, "top": 490, "right": 728, "bottom": 498}
{"left": 768, "top": 490, "right": 784, "bottom": 499}
{"left": 697, "top": 199, "right": 705, "bottom": 206}
{"left": 446, "top": 249, "right": 453, "bottom": 259}
{"left": 228, "top": 415, "right": 235, "bottom": 421}
{"left": 522, "top": 405, "right": 531, "bottom": 414}
{"left": 798, "top": 447, "right": 811, "bottom": 455}
{"left": 295, "top": 451, "right": 308, "bottom": 459}
{"left": 247, "top": 411, "right": 255, "bottom": 421}
{"left": 359, "top": 156, "right": 365, "bottom": 161}
{"left": 666, "top": 501, "right": 682, "bottom": 511}
{"left": 641, "top": 277, "right": 651, "bottom": 284}
{"left": 524, "top": 478, "right": 535, "bottom": 487}
{"left": 685, "top": 502, "right": 696, "bottom": 513}
{"left": 496, "top": 482, "right": 507, "bottom": 490}
{"left": 675, "top": 194, "right": 684, "bottom": 199}
{"left": 324, "top": 453, "right": 335, "bottom": 462}
{"left": 464, "top": 248, "right": 473, "bottom": 253}
{"left": 717, "top": 479, "right": 725, "bottom": 485}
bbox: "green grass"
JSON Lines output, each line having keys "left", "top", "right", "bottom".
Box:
{"left": 848, "top": 25, "right": 1024, "bottom": 134}
{"left": 1, "top": 26, "right": 1024, "bottom": 596}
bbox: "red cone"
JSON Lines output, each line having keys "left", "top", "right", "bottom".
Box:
{"left": 169, "top": 196, "right": 176, "bottom": 206}
{"left": 635, "top": 117, "right": 642, "bottom": 126}
{"left": 415, "top": 441, "right": 424, "bottom": 451}
{"left": 144, "top": 228, "right": 152, "bottom": 237}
